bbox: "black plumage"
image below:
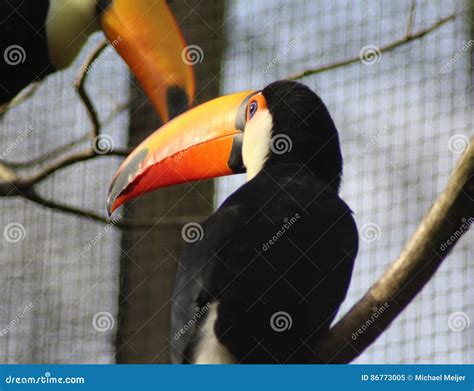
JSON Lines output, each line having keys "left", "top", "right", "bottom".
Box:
{"left": 171, "top": 81, "right": 358, "bottom": 363}
{"left": 0, "top": 0, "right": 53, "bottom": 103}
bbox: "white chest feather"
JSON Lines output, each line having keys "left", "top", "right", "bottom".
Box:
{"left": 193, "top": 302, "right": 236, "bottom": 364}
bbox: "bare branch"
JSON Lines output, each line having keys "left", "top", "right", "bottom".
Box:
{"left": 74, "top": 39, "right": 109, "bottom": 140}
{"left": 0, "top": 82, "right": 41, "bottom": 115}
{"left": 19, "top": 147, "right": 130, "bottom": 188}
{"left": 312, "top": 138, "right": 474, "bottom": 363}
{"left": 405, "top": 0, "right": 417, "bottom": 38}
{"left": 0, "top": 40, "right": 136, "bottom": 224}
{"left": 288, "top": 12, "right": 455, "bottom": 81}
{"left": 21, "top": 189, "right": 206, "bottom": 229}
{"left": 4, "top": 103, "right": 129, "bottom": 169}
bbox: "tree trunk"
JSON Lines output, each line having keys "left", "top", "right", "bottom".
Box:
{"left": 116, "top": 0, "right": 227, "bottom": 363}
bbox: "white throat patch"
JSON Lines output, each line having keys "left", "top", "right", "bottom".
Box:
{"left": 242, "top": 110, "right": 273, "bottom": 181}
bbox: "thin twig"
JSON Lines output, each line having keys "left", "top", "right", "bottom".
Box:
{"left": 19, "top": 147, "right": 130, "bottom": 188}
{"left": 0, "top": 83, "right": 41, "bottom": 115}
{"left": 4, "top": 103, "right": 129, "bottom": 169}
{"left": 312, "top": 138, "right": 473, "bottom": 363}
{"left": 74, "top": 39, "right": 109, "bottom": 140}
{"left": 405, "top": 0, "right": 417, "bottom": 38}
{"left": 22, "top": 189, "right": 206, "bottom": 229}
{"left": 288, "top": 12, "right": 455, "bottom": 80}
{"left": 5, "top": 134, "right": 90, "bottom": 169}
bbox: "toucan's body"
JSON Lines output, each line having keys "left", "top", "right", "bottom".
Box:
{"left": 107, "top": 80, "right": 359, "bottom": 364}
{"left": 0, "top": 0, "right": 194, "bottom": 122}
{"left": 172, "top": 164, "right": 357, "bottom": 363}
{"left": 0, "top": 0, "right": 53, "bottom": 102}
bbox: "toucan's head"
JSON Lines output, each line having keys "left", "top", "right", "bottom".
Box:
{"left": 107, "top": 80, "right": 342, "bottom": 214}
{"left": 47, "top": 0, "right": 194, "bottom": 122}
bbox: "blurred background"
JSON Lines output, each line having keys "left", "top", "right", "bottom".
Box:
{"left": 0, "top": 0, "right": 472, "bottom": 364}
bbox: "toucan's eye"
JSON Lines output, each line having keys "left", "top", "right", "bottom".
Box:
{"left": 248, "top": 101, "right": 258, "bottom": 119}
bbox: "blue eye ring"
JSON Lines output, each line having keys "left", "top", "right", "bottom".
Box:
{"left": 249, "top": 101, "right": 258, "bottom": 119}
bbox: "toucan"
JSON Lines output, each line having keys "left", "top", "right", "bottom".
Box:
{"left": 0, "top": 0, "right": 194, "bottom": 122}
{"left": 107, "top": 80, "right": 359, "bottom": 363}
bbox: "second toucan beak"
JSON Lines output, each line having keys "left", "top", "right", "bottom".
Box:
{"left": 107, "top": 90, "right": 257, "bottom": 215}
{"left": 99, "top": 0, "right": 195, "bottom": 122}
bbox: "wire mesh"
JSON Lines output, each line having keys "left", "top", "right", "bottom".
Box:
{"left": 217, "top": 0, "right": 473, "bottom": 363}
{"left": 0, "top": 34, "right": 128, "bottom": 363}
{"left": 0, "top": 0, "right": 472, "bottom": 364}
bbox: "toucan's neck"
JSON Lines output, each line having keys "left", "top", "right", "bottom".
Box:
{"left": 46, "top": 0, "right": 100, "bottom": 69}
{"left": 258, "top": 160, "right": 342, "bottom": 193}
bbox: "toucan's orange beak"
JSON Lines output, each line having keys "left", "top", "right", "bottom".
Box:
{"left": 107, "top": 90, "right": 256, "bottom": 214}
{"left": 100, "top": 0, "right": 195, "bottom": 122}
